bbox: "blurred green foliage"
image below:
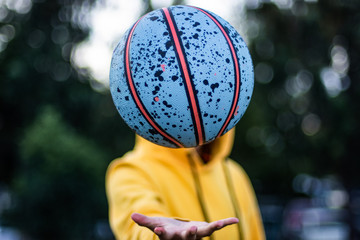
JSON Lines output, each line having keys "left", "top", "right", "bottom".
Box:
{"left": 232, "top": 0, "right": 360, "bottom": 195}
{"left": 0, "top": 0, "right": 133, "bottom": 238}
{"left": 9, "top": 106, "right": 107, "bottom": 239}
{"left": 0, "top": 0, "right": 135, "bottom": 181}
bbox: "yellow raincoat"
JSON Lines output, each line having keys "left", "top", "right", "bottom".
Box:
{"left": 106, "top": 130, "right": 265, "bottom": 239}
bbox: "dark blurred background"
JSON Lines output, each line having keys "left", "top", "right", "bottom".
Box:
{"left": 0, "top": 0, "right": 359, "bottom": 239}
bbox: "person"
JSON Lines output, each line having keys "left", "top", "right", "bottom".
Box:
{"left": 106, "top": 128, "right": 265, "bottom": 239}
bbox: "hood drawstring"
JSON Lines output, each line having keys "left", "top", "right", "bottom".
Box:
{"left": 188, "top": 153, "right": 214, "bottom": 240}
{"left": 188, "top": 153, "right": 243, "bottom": 240}
{"left": 222, "top": 160, "right": 244, "bottom": 240}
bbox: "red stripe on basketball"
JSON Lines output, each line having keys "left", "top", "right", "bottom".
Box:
{"left": 162, "top": 8, "right": 204, "bottom": 146}
{"left": 125, "top": 17, "right": 184, "bottom": 148}
{"left": 192, "top": 6, "right": 241, "bottom": 138}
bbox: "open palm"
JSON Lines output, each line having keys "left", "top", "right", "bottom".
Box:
{"left": 131, "top": 213, "right": 239, "bottom": 240}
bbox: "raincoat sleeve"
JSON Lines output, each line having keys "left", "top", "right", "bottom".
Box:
{"left": 106, "top": 159, "right": 165, "bottom": 240}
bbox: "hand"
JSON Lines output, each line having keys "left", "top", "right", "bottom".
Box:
{"left": 131, "top": 213, "right": 239, "bottom": 240}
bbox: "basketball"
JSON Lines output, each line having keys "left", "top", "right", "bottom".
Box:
{"left": 109, "top": 5, "right": 254, "bottom": 148}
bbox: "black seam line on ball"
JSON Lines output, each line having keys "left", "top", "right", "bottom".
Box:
{"left": 190, "top": 6, "right": 241, "bottom": 139}
{"left": 162, "top": 7, "right": 205, "bottom": 146}
{"left": 124, "top": 15, "right": 184, "bottom": 148}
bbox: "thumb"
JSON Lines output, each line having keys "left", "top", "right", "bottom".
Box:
{"left": 131, "top": 213, "right": 150, "bottom": 227}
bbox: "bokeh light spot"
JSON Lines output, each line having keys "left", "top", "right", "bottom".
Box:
{"left": 285, "top": 70, "right": 313, "bottom": 98}
{"left": 27, "top": 29, "right": 46, "bottom": 48}
{"left": 255, "top": 62, "right": 274, "bottom": 84}
{"left": 4, "top": 0, "right": 32, "bottom": 14}
{"left": 51, "top": 62, "right": 71, "bottom": 82}
{"left": 301, "top": 113, "right": 321, "bottom": 136}
{"left": 51, "top": 25, "right": 69, "bottom": 45}
{"left": 255, "top": 38, "right": 274, "bottom": 59}
{"left": 320, "top": 67, "right": 342, "bottom": 97}
{"left": 276, "top": 111, "right": 296, "bottom": 131}
{"left": 290, "top": 95, "right": 310, "bottom": 115}
{"left": 0, "top": 24, "right": 15, "bottom": 42}
{"left": 0, "top": 6, "right": 9, "bottom": 21}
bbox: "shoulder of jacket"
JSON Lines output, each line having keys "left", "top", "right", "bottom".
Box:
{"left": 225, "top": 159, "right": 251, "bottom": 180}
{"left": 106, "top": 153, "right": 159, "bottom": 187}
{"left": 107, "top": 151, "right": 148, "bottom": 171}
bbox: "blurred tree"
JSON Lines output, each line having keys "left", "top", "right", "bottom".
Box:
{"left": 232, "top": 0, "right": 360, "bottom": 195}
{"left": 0, "top": 0, "right": 133, "bottom": 184}
{"left": 6, "top": 106, "right": 108, "bottom": 239}
{"left": 0, "top": 0, "right": 131, "bottom": 238}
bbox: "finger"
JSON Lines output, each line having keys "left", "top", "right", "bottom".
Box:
{"left": 208, "top": 217, "right": 239, "bottom": 231}
{"left": 218, "top": 217, "right": 239, "bottom": 227}
{"left": 131, "top": 213, "right": 161, "bottom": 230}
{"left": 197, "top": 217, "right": 239, "bottom": 236}
{"left": 181, "top": 226, "right": 197, "bottom": 240}
{"left": 131, "top": 213, "right": 148, "bottom": 227}
{"left": 154, "top": 226, "right": 165, "bottom": 236}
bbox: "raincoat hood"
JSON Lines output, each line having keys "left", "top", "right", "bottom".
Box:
{"left": 133, "top": 128, "right": 235, "bottom": 164}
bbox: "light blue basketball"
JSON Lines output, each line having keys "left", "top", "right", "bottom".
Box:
{"left": 110, "top": 5, "right": 254, "bottom": 148}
